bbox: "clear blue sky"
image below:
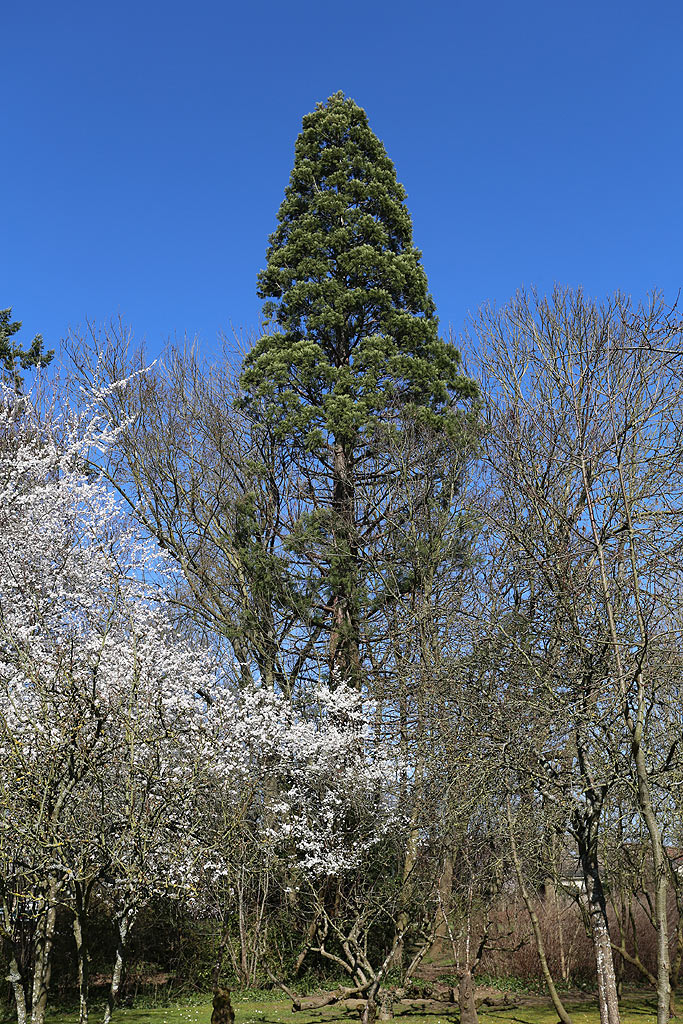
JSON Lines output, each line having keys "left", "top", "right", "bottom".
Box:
{"left": 3, "top": 1, "right": 682, "bottom": 363}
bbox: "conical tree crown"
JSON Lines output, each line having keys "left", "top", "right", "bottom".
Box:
{"left": 241, "top": 92, "right": 475, "bottom": 448}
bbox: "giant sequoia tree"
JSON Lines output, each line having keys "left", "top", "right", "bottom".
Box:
{"left": 241, "top": 92, "right": 477, "bottom": 686}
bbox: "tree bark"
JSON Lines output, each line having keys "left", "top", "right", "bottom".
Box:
{"left": 7, "top": 952, "right": 28, "bottom": 1024}
{"left": 103, "top": 911, "right": 133, "bottom": 1024}
{"left": 330, "top": 439, "right": 360, "bottom": 688}
{"left": 458, "top": 968, "right": 478, "bottom": 1024}
{"left": 73, "top": 894, "right": 90, "bottom": 1024}
{"left": 579, "top": 850, "right": 620, "bottom": 1024}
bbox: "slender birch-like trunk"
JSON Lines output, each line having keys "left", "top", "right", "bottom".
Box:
{"left": 103, "top": 911, "right": 134, "bottom": 1024}
{"left": 8, "top": 953, "right": 28, "bottom": 1024}
{"left": 73, "top": 906, "right": 89, "bottom": 1024}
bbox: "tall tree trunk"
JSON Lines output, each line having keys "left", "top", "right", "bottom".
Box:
{"left": 7, "top": 952, "right": 28, "bottom": 1024}
{"left": 103, "top": 911, "right": 134, "bottom": 1024}
{"left": 330, "top": 439, "right": 360, "bottom": 688}
{"left": 578, "top": 847, "right": 620, "bottom": 1024}
{"left": 72, "top": 883, "right": 90, "bottom": 1024}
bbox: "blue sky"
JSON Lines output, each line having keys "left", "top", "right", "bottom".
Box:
{"left": 3, "top": 1, "right": 682, "bottom": 364}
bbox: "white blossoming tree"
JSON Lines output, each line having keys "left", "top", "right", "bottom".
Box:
{"left": 0, "top": 382, "right": 398, "bottom": 1024}
{"left": 0, "top": 385, "right": 214, "bottom": 1024}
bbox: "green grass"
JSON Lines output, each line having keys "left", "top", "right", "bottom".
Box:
{"left": 35, "top": 994, "right": 659, "bottom": 1024}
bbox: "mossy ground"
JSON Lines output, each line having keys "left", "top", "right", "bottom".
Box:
{"left": 37, "top": 995, "right": 659, "bottom": 1024}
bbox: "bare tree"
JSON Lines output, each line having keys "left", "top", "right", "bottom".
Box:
{"left": 67, "top": 324, "right": 313, "bottom": 694}
{"left": 467, "top": 287, "right": 683, "bottom": 1024}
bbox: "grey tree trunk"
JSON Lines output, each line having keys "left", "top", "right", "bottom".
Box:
{"left": 458, "top": 969, "right": 478, "bottom": 1024}
{"left": 73, "top": 908, "right": 89, "bottom": 1024}
{"left": 7, "top": 953, "right": 28, "bottom": 1024}
{"left": 103, "top": 911, "right": 133, "bottom": 1024}
{"left": 580, "top": 854, "right": 620, "bottom": 1024}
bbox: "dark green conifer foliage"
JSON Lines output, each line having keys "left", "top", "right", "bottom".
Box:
{"left": 0, "top": 308, "right": 54, "bottom": 390}
{"left": 243, "top": 91, "right": 475, "bottom": 447}
{"left": 240, "top": 92, "right": 477, "bottom": 686}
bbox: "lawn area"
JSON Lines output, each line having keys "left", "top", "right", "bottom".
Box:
{"left": 37, "top": 995, "right": 659, "bottom": 1024}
